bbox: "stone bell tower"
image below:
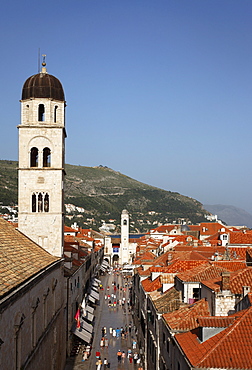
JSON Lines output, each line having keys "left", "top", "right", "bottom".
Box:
{"left": 120, "top": 209, "right": 129, "bottom": 264}
{"left": 18, "top": 56, "right": 66, "bottom": 257}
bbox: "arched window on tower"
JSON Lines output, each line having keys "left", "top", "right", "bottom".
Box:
{"left": 26, "top": 105, "right": 29, "bottom": 122}
{"left": 44, "top": 193, "right": 49, "bottom": 212}
{"left": 54, "top": 105, "right": 58, "bottom": 123}
{"left": 38, "top": 104, "right": 45, "bottom": 122}
{"left": 31, "top": 192, "right": 50, "bottom": 213}
{"left": 123, "top": 220, "right": 127, "bottom": 225}
{"left": 32, "top": 193, "right": 36, "bottom": 212}
{"left": 38, "top": 193, "right": 43, "bottom": 212}
{"left": 43, "top": 147, "right": 51, "bottom": 167}
{"left": 30, "top": 147, "right": 38, "bottom": 167}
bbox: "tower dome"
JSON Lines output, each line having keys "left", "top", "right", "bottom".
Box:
{"left": 21, "top": 63, "right": 65, "bottom": 101}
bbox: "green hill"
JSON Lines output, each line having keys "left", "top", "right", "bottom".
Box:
{"left": 0, "top": 160, "right": 208, "bottom": 232}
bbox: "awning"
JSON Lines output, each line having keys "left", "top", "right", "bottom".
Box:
{"left": 94, "top": 278, "right": 101, "bottom": 284}
{"left": 88, "top": 295, "right": 95, "bottom": 304}
{"left": 73, "top": 327, "right": 92, "bottom": 344}
{"left": 91, "top": 285, "right": 99, "bottom": 292}
{"left": 100, "top": 266, "right": 106, "bottom": 272}
{"left": 86, "top": 305, "right": 94, "bottom": 314}
{"left": 85, "top": 312, "right": 94, "bottom": 322}
{"left": 92, "top": 281, "right": 99, "bottom": 287}
{"left": 90, "top": 290, "right": 99, "bottom": 300}
{"left": 80, "top": 319, "right": 93, "bottom": 333}
{"left": 102, "top": 260, "right": 110, "bottom": 266}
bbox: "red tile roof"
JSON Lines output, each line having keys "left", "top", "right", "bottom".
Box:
{"left": 141, "top": 276, "right": 162, "bottom": 292}
{"left": 176, "top": 263, "right": 226, "bottom": 283}
{"left": 133, "top": 251, "right": 156, "bottom": 264}
{"left": 230, "top": 231, "right": 252, "bottom": 244}
{"left": 212, "top": 260, "right": 246, "bottom": 272}
{"left": 163, "top": 299, "right": 210, "bottom": 331}
{"left": 176, "top": 307, "right": 252, "bottom": 369}
{"left": 197, "top": 316, "right": 235, "bottom": 328}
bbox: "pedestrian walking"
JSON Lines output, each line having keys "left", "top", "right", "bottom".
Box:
{"left": 132, "top": 339, "right": 137, "bottom": 349}
{"left": 100, "top": 337, "right": 104, "bottom": 348}
{"left": 129, "top": 323, "right": 132, "bottom": 334}
{"left": 96, "top": 358, "right": 102, "bottom": 369}
{"left": 104, "top": 358, "right": 108, "bottom": 369}
{"left": 134, "top": 352, "right": 138, "bottom": 364}
{"left": 104, "top": 336, "right": 109, "bottom": 348}
{"left": 109, "top": 326, "right": 113, "bottom": 335}
{"left": 122, "top": 351, "right": 126, "bottom": 363}
{"left": 117, "top": 349, "right": 122, "bottom": 363}
{"left": 113, "top": 328, "right": 116, "bottom": 337}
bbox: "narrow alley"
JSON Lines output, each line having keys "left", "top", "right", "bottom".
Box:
{"left": 65, "top": 269, "right": 143, "bottom": 370}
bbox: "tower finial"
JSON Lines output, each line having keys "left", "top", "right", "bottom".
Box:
{"left": 41, "top": 54, "right": 47, "bottom": 73}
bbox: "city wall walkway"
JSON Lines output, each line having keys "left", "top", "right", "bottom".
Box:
{"left": 65, "top": 271, "right": 143, "bottom": 370}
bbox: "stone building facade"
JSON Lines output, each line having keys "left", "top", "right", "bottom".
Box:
{"left": 0, "top": 218, "right": 66, "bottom": 370}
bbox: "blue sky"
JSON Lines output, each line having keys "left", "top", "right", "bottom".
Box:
{"left": 1, "top": 0, "right": 252, "bottom": 213}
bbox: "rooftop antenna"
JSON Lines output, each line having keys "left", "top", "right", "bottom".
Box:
{"left": 38, "top": 48, "right": 40, "bottom": 73}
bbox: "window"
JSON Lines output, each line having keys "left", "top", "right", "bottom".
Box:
{"left": 54, "top": 105, "right": 58, "bottom": 123}
{"left": 38, "top": 193, "right": 43, "bottom": 212}
{"left": 123, "top": 219, "right": 127, "bottom": 225}
{"left": 44, "top": 193, "right": 49, "bottom": 212}
{"left": 38, "top": 104, "right": 45, "bottom": 121}
{"left": 26, "top": 105, "right": 29, "bottom": 122}
{"left": 32, "top": 192, "right": 50, "bottom": 213}
{"left": 43, "top": 147, "right": 51, "bottom": 167}
{"left": 32, "top": 193, "right": 36, "bottom": 212}
{"left": 30, "top": 147, "right": 38, "bottom": 167}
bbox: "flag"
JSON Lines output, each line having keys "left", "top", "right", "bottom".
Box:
{"left": 74, "top": 308, "right": 80, "bottom": 329}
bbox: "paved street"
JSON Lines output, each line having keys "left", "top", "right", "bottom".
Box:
{"left": 65, "top": 271, "right": 143, "bottom": 370}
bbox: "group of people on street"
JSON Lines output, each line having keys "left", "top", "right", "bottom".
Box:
{"left": 93, "top": 267, "right": 143, "bottom": 369}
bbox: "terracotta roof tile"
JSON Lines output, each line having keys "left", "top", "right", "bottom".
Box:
{"left": 176, "top": 263, "right": 226, "bottom": 283}
{"left": 141, "top": 276, "right": 162, "bottom": 292}
{"left": 212, "top": 260, "right": 246, "bottom": 271}
{"left": 230, "top": 231, "right": 252, "bottom": 244}
{"left": 153, "top": 286, "right": 182, "bottom": 313}
{"left": 163, "top": 299, "right": 210, "bottom": 331}
{"left": 176, "top": 307, "right": 252, "bottom": 369}
{"left": 0, "top": 218, "right": 59, "bottom": 297}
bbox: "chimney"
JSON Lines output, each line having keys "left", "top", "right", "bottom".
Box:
{"left": 243, "top": 286, "right": 250, "bottom": 297}
{"left": 221, "top": 272, "right": 230, "bottom": 291}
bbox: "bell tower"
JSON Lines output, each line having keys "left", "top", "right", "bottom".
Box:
{"left": 18, "top": 57, "right": 66, "bottom": 257}
{"left": 120, "top": 209, "right": 129, "bottom": 264}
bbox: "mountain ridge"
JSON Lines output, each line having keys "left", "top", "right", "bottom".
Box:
{"left": 0, "top": 160, "right": 208, "bottom": 232}
{"left": 203, "top": 204, "right": 252, "bottom": 229}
